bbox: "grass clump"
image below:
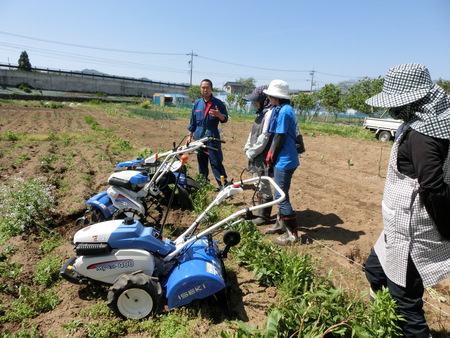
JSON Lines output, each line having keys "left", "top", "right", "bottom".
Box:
{"left": 0, "top": 286, "right": 59, "bottom": 323}
{"left": 33, "top": 255, "right": 62, "bottom": 287}
{"left": 0, "top": 177, "right": 55, "bottom": 239}
{"left": 224, "top": 220, "right": 403, "bottom": 337}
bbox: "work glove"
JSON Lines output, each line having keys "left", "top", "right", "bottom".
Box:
{"left": 265, "top": 150, "right": 275, "bottom": 167}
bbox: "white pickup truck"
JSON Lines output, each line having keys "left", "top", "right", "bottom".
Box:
{"left": 363, "top": 117, "right": 403, "bottom": 142}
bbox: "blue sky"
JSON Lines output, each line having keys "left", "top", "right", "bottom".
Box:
{"left": 0, "top": 0, "right": 449, "bottom": 91}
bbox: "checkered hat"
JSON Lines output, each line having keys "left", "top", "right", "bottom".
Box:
{"left": 243, "top": 85, "right": 268, "bottom": 103}
{"left": 365, "top": 63, "right": 434, "bottom": 108}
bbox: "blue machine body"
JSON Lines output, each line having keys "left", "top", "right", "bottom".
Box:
{"left": 94, "top": 219, "right": 226, "bottom": 309}
{"left": 128, "top": 172, "right": 149, "bottom": 186}
{"left": 115, "top": 158, "right": 145, "bottom": 170}
{"left": 172, "top": 172, "right": 187, "bottom": 186}
{"left": 108, "top": 219, "right": 175, "bottom": 256}
{"left": 165, "top": 238, "right": 225, "bottom": 309}
{"left": 86, "top": 190, "right": 117, "bottom": 219}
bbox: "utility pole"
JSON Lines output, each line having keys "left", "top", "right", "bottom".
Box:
{"left": 309, "top": 70, "right": 315, "bottom": 92}
{"left": 187, "top": 50, "right": 198, "bottom": 86}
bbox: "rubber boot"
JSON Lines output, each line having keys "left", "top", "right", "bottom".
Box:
{"left": 264, "top": 211, "right": 286, "bottom": 234}
{"left": 274, "top": 213, "right": 298, "bottom": 246}
{"left": 252, "top": 194, "right": 273, "bottom": 226}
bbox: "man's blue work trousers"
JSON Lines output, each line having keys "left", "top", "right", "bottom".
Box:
{"left": 197, "top": 147, "right": 227, "bottom": 188}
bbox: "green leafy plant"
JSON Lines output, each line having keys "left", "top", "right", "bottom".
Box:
{"left": 47, "top": 131, "right": 59, "bottom": 141}
{"left": 141, "top": 100, "right": 151, "bottom": 108}
{"left": 190, "top": 177, "right": 217, "bottom": 221}
{"left": 39, "top": 235, "right": 63, "bottom": 254}
{"left": 33, "top": 255, "right": 61, "bottom": 287}
{"left": 225, "top": 221, "right": 403, "bottom": 337}
{"left": 61, "top": 319, "right": 83, "bottom": 335}
{"left": 40, "top": 154, "right": 59, "bottom": 171}
{"left": 84, "top": 115, "right": 101, "bottom": 130}
{"left": 85, "top": 319, "right": 126, "bottom": 338}
{"left": 14, "top": 153, "right": 30, "bottom": 167}
{"left": 80, "top": 172, "right": 92, "bottom": 185}
{"left": 136, "top": 148, "right": 153, "bottom": 159}
{"left": 128, "top": 108, "right": 176, "bottom": 120}
{"left": 0, "top": 177, "right": 55, "bottom": 238}
{"left": 16, "top": 82, "right": 33, "bottom": 93}
{"left": 0, "top": 257, "right": 21, "bottom": 280}
{"left": 0, "top": 286, "right": 59, "bottom": 323}
{"left": 3, "top": 130, "right": 19, "bottom": 141}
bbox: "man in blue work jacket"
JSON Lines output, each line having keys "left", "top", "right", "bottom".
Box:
{"left": 187, "top": 79, "right": 228, "bottom": 190}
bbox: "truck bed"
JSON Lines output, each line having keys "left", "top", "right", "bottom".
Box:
{"left": 363, "top": 117, "right": 403, "bottom": 131}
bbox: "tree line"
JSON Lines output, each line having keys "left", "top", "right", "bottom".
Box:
{"left": 188, "top": 76, "right": 450, "bottom": 118}
{"left": 17, "top": 50, "right": 450, "bottom": 116}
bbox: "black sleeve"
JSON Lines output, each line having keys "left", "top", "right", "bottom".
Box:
{"left": 404, "top": 131, "right": 450, "bottom": 239}
{"left": 270, "top": 134, "right": 286, "bottom": 161}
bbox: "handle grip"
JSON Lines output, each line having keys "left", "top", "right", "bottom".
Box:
{"left": 210, "top": 137, "right": 226, "bottom": 143}
{"left": 204, "top": 145, "right": 218, "bottom": 152}
{"left": 181, "top": 154, "right": 189, "bottom": 166}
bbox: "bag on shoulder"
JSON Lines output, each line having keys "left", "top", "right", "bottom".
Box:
{"left": 295, "top": 133, "right": 306, "bottom": 154}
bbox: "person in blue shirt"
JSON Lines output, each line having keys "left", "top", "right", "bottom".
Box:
{"left": 264, "top": 79, "right": 300, "bottom": 245}
{"left": 187, "top": 79, "right": 228, "bottom": 190}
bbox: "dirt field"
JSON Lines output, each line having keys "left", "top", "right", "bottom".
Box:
{"left": 1, "top": 103, "right": 449, "bottom": 336}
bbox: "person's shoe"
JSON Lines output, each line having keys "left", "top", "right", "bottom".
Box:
{"left": 252, "top": 195, "right": 273, "bottom": 226}
{"left": 274, "top": 227, "right": 298, "bottom": 246}
{"left": 274, "top": 213, "right": 298, "bottom": 245}
{"left": 264, "top": 212, "right": 285, "bottom": 234}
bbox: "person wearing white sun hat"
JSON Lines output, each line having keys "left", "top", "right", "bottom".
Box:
{"left": 263, "top": 79, "right": 300, "bottom": 245}
{"left": 364, "top": 63, "right": 450, "bottom": 338}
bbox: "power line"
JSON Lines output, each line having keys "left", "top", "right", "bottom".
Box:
{"left": 0, "top": 30, "right": 361, "bottom": 85}
{"left": 0, "top": 30, "right": 185, "bottom": 56}
{"left": 0, "top": 42, "right": 188, "bottom": 75}
{"left": 197, "top": 55, "right": 311, "bottom": 73}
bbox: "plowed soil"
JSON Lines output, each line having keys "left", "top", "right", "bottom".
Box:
{"left": 1, "top": 103, "right": 449, "bottom": 336}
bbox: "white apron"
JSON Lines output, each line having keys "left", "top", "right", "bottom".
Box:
{"left": 374, "top": 130, "right": 450, "bottom": 288}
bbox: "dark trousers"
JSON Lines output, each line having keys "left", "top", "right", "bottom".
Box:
{"left": 365, "top": 249, "right": 430, "bottom": 338}
{"left": 197, "top": 147, "right": 227, "bottom": 187}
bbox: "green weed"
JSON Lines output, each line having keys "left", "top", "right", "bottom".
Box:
{"left": 1, "top": 321, "right": 40, "bottom": 337}
{"left": 40, "top": 154, "right": 59, "bottom": 171}
{"left": 80, "top": 172, "right": 92, "bottom": 184}
{"left": 33, "top": 255, "right": 62, "bottom": 287}
{"left": 85, "top": 319, "right": 126, "bottom": 338}
{"left": 47, "top": 131, "right": 59, "bottom": 141}
{"left": 39, "top": 235, "right": 63, "bottom": 254}
{"left": 84, "top": 115, "right": 101, "bottom": 130}
{"left": 0, "top": 177, "right": 55, "bottom": 238}
{"left": 190, "top": 177, "right": 218, "bottom": 222}
{"left": 0, "top": 286, "right": 59, "bottom": 323}
{"left": 0, "top": 258, "right": 21, "bottom": 279}
{"left": 128, "top": 108, "right": 176, "bottom": 120}
{"left": 62, "top": 319, "right": 83, "bottom": 335}
{"left": 225, "top": 221, "right": 402, "bottom": 337}
{"left": 14, "top": 153, "right": 30, "bottom": 167}
{"left": 3, "top": 130, "right": 19, "bottom": 141}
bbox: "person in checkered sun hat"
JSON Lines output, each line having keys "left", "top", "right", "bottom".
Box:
{"left": 364, "top": 63, "right": 450, "bottom": 338}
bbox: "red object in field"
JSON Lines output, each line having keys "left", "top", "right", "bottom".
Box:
{"left": 181, "top": 154, "right": 189, "bottom": 165}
